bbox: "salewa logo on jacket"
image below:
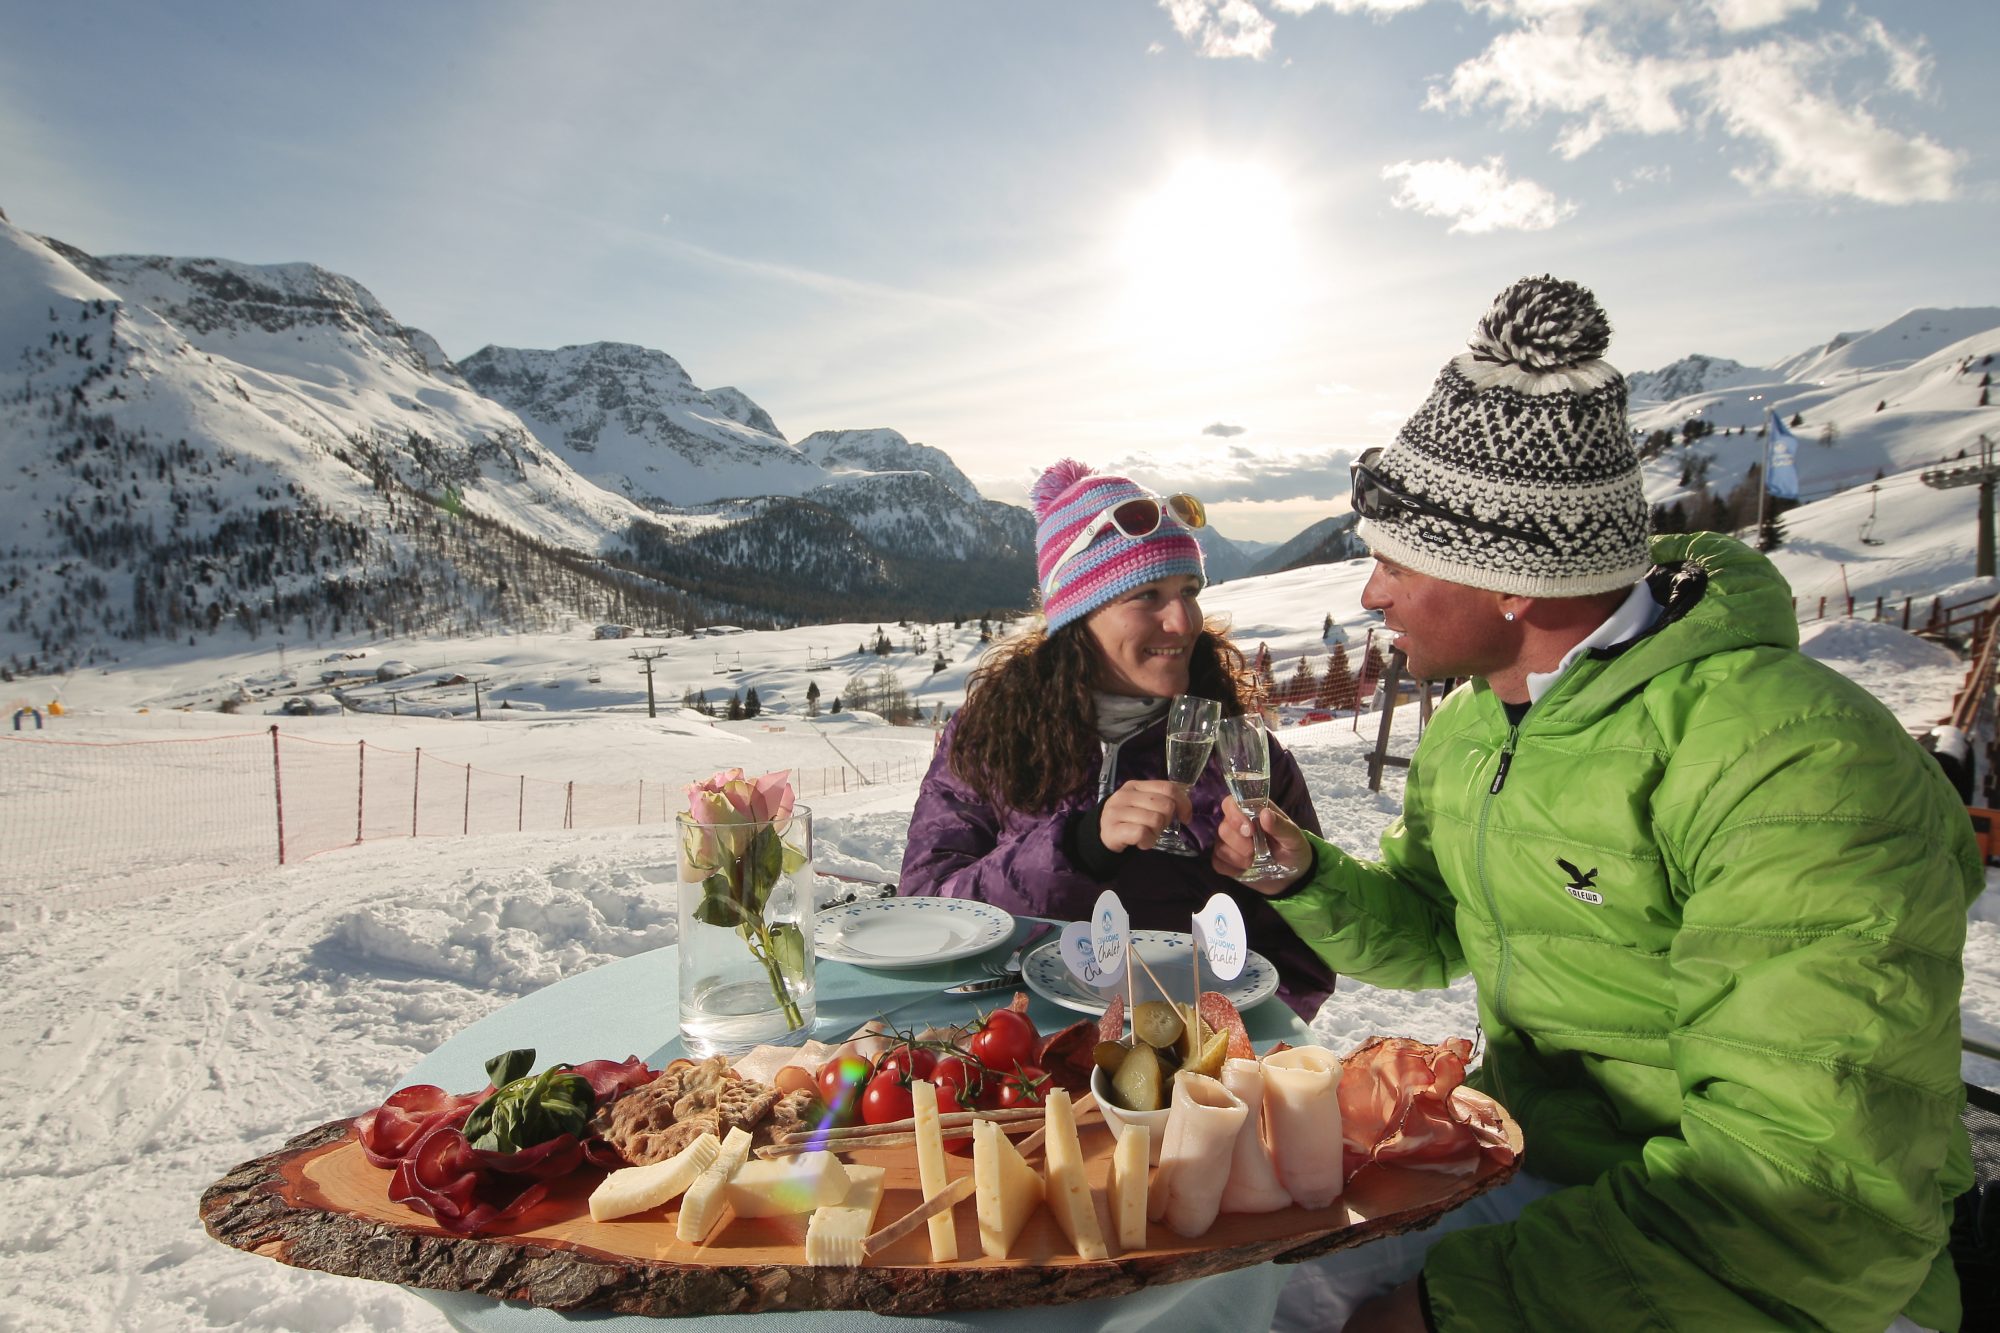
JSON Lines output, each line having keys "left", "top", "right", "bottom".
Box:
{"left": 1557, "top": 857, "right": 1603, "bottom": 905}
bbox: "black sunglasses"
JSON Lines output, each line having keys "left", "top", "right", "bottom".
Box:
{"left": 1348, "top": 448, "right": 1555, "bottom": 549}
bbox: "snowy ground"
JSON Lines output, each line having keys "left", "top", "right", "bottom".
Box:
{"left": 2, "top": 542, "right": 1996, "bottom": 1330}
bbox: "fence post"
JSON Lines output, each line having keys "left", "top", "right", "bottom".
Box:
{"left": 356, "top": 740, "right": 366, "bottom": 844}
{"left": 1904, "top": 599, "right": 1912, "bottom": 630}
{"left": 517, "top": 774, "right": 525, "bottom": 831}
{"left": 462, "top": 762, "right": 471, "bottom": 835}
{"left": 1817, "top": 596, "right": 1826, "bottom": 619}
{"left": 1874, "top": 595, "right": 1884, "bottom": 621}
{"left": 1846, "top": 595, "right": 1854, "bottom": 617}
{"left": 412, "top": 748, "right": 421, "bottom": 837}
{"left": 565, "top": 781, "right": 574, "bottom": 830}
{"left": 270, "top": 725, "right": 287, "bottom": 866}
{"left": 637, "top": 780, "right": 644, "bottom": 826}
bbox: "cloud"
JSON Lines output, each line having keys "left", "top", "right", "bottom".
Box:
{"left": 1710, "top": 41, "right": 1961, "bottom": 203}
{"left": 1704, "top": 0, "right": 1818, "bottom": 33}
{"left": 1316, "top": 382, "right": 1358, "bottom": 396}
{"left": 1099, "top": 447, "right": 1362, "bottom": 503}
{"left": 1381, "top": 156, "right": 1578, "bottom": 232}
{"left": 1192, "top": 1, "right": 1964, "bottom": 205}
{"left": 1158, "top": 0, "right": 1276, "bottom": 59}
{"left": 1203, "top": 422, "right": 1248, "bottom": 437}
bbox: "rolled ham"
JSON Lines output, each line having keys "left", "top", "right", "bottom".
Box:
{"left": 1146, "top": 1073, "right": 1248, "bottom": 1238}
{"left": 1218, "top": 1057, "right": 1291, "bottom": 1214}
{"left": 1262, "top": 1045, "right": 1344, "bottom": 1209}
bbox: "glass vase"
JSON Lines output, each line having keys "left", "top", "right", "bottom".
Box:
{"left": 675, "top": 805, "right": 817, "bottom": 1058}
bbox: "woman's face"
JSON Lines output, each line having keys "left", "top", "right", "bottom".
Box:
{"left": 1084, "top": 574, "right": 1204, "bottom": 698}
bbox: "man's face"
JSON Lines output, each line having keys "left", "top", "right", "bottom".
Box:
{"left": 1360, "top": 557, "right": 1512, "bottom": 683}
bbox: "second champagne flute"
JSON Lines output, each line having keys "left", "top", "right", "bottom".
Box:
{"left": 1216, "top": 713, "right": 1291, "bottom": 883}
{"left": 1154, "top": 695, "right": 1220, "bottom": 857}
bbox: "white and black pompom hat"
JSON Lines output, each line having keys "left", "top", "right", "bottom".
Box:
{"left": 1358, "top": 275, "right": 1652, "bottom": 598}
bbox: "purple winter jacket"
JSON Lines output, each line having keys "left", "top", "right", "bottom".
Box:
{"left": 898, "top": 713, "right": 1334, "bottom": 1020}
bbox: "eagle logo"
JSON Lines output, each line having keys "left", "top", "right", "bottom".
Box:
{"left": 1557, "top": 857, "right": 1603, "bottom": 905}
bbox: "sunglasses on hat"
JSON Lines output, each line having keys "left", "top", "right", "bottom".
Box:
{"left": 1349, "top": 448, "right": 1554, "bottom": 549}
{"left": 1048, "top": 491, "right": 1206, "bottom": 581}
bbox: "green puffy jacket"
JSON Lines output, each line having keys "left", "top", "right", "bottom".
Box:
{"left": 1274, "top": 532, "right": 1980, "bottom": 1331}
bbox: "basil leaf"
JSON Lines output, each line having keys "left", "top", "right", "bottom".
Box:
{"left": 461, "top": 1053, "right": 597, "bottom": 1153}
{"left": 485, "top": 1048, "right": 535, "bottom": 1089}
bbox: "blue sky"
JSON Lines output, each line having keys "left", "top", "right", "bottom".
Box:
{"left": 2, "top": 0, "right": 1991, "bottom": 541}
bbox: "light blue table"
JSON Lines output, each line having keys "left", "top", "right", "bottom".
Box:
{"left": 405, "top": 917, "right": 1310, "bottom": 1333}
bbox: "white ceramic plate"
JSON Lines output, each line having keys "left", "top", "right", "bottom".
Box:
{"left": 813, "top": 898, "right": 1015, "bottom": 970}
{"left": 1021, "top": 928, "right": 1279, "bottom": 1015}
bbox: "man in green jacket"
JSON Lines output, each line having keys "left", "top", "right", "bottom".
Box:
{"left": 1216, "top": 276, "right": 1980, "bottom": 1331}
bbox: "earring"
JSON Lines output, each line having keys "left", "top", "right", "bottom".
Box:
{"left": 1503, "top": 611, "right": 1517, "bottom": 622}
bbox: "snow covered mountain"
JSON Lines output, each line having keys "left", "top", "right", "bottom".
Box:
{"left": 0, "top": 219, "right": 1036, "bottom": 671}
{"left": 1627, "top": 354, "right": 1767, "bottom": 405}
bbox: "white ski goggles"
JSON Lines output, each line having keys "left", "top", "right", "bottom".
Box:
{"left": 1047, "top": 491, "right": 1206, "bottom": 581}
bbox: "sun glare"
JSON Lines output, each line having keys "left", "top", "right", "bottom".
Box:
{"left": 1113, "top": 158, "right": 1303, "bottom": 366}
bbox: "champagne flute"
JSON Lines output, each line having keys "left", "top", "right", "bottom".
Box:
{"left": 1153, "top": 695, "right": 1220, "bottom": 857}
{"left": 1216, "top": 713, "right": 1291, "bottom": 883}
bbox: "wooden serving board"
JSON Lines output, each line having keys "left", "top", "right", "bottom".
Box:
{"left": 202, "top": 1091, "right": 1520, "bottom": 1317}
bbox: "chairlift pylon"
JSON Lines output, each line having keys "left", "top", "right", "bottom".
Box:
{"left": 1859, "top": 483, "right": 1885, "bottom": 546}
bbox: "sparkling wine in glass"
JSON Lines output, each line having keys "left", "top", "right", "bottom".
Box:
{"left": 1216, "top": 714, "right": 1291, "bottom": 883}
{"left": 1154, "top": 695, "right": 1219, "bottom": 857}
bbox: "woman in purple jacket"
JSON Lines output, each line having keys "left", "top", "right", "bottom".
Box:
{"left": 898, "top": 460, "right": 1333, "bottom": 1020}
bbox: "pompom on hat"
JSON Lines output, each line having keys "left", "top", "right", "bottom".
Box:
{"left": 1357, "top": 275, "right": 1652, "bottom": 598}
{"left": 1031, "top": 460, "right": 1205, "bottom": 633}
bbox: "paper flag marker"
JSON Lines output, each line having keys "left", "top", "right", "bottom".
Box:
{"left": 1193, "top": 891, "right": 1248, "bottom": 981}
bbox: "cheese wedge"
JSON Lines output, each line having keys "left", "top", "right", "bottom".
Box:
{"left": 725, "top": 1151, "right": 851, "bottom": 1217}
{"left": 588, "top": 1132, "right": 720, "bottom": 1223}
{"left": 973, "top": 1116, "right": 1046, "bottom": 1259}
{"left": 911, "top": 1079, "right": 958, "bottom": 1262}
{"left": 675, "top": 1125, "right": 754, "bottom": 1244}
{"left": 1106, "top": 1122, "right": 1149, "bottom": 1252}
{"left": 1042, "top": 1087, "right": 1110, "bottom": 1260}
{"left": 804, "top": 1165, "right": 887, "bottom": 1267}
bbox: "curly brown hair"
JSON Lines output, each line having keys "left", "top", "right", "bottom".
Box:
{"left": 948, "top": 616, "right": 1264, "bottom": 814}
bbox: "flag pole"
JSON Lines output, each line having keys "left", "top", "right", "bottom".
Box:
{"left": 1756, "top": 411, "right": 1772, "bottom": 548}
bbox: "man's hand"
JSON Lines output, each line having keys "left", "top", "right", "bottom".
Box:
{"left": 1212, "top": 796, "right": 1309, "bottom": 894}
{"left": 1343, "top": 1277, "right": 1426, "bottom": 1332}
{"left": 1098, "top": 779, "right": 1193, "bottom": 853}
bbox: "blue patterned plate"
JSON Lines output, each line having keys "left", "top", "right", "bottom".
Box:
{"left": 814, "top": 898, "right": 1015, "bottom": 970}
{"left": 1021, "top": 929, "right": 1278, "bottom": 1015}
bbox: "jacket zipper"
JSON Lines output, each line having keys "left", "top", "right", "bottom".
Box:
{"left": 1476, "top": 722, "right": 1522, "bottom": 1053}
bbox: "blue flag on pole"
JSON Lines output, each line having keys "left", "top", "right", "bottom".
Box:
{"left": 1766, "top": 412, "right": 1800, "bottom": 501}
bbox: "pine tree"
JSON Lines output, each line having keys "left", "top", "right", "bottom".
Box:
{"left": 1288, "top": 655, "right": 1318, "bottom": 705}
{"left": 744, "top": 687, "right": 761, "bottom": 718}
{"left": 1325, "top": 644, "right": 1358, "bottom": 712}
{"left": 806, "top": 679, "right": 821, "bottom": 718}
{"left": 727, "top": 692, "right": 744, "bottom": 720}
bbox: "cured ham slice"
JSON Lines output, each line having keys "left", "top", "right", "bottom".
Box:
{"left": 1146, "top": 1073, "right": 1248, "bottom": 1238}
{"left": 1262, "top": 1045, "right": 1344, "bottom": 1209}
{"left": 1338, "top": 1035, "right": 1511, "bottom": 1178}
{"left": 1218, "top": 1057, "right": 1290, "bottom": 1214}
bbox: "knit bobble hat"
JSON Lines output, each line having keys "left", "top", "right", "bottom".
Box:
{"left": 1031, "top": 460, "right": 1205, "bottom": 633}
{"left": 1359, "top": 275, "right": 1652, "bottom": 597}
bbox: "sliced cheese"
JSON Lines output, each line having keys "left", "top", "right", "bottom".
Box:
{"left": 1107, "top": 1122, "right": 1149, "bottom": 1252}
{"left": 1042, "top": 1087, "right": 1110, "bottom": 1260}
{"left": 804, "top": 1206, "right": 868, "bottom": 1267}
{"left": 724, "top": 1151, "right": 851, "bottom": 1218}
{"left": 911, "top": 1079, "right": 959, "bottom": 1262}
{"left": 588, "top": 1131, "right": 720, "bottom": 1223}
{"left": 973, "top": 1116, "right": 1046, "bottom": 1260}
{"left": 674, "top": 1125, "right": 753, "bottom": 1245}
{"left": 802, "top": 1165, "right": 887, "bottom": 1268}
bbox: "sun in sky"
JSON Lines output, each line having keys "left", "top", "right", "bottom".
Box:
{"left": 1111, "top": 158, "right": 1307, "bottom": 370}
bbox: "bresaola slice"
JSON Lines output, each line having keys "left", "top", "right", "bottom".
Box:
{"left": 1338, "top": 1035, "right": 1508, "bottom": 1178}
{"left": 1262, "top": 1045, "right": 1344, "bottom": 1209}
{"left": 1218, "top": 1058, "right": 1290, "bottom": 1213}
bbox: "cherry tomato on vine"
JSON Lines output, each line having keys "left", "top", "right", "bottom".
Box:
{"left": 930, "top": 1054, "right": 983, "bottom": 1106}
{"left": 861, "top": 1070, "right": 916, "bottom": 1126}
{"left": 968, "top": 1008, "right": 1039, "bottom": 1073}
{"left": 995, "top": 1063, "right": 1050, "bottom": 1110}
{"left": 932, "top": 1080, "right": 973, "bottom": 1153}
{"left": 875, "top": 1042, "right": 938, "bottom": 1083}
{"left": 816, "top": 1055, "right": 872, "bottom": 1127}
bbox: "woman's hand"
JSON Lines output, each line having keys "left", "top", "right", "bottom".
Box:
{"left": 1098, "top": 779, "right": 1192, "bottom": 853}
{"left": 1212, "top": 796, "right": 1309, "bottom": 894}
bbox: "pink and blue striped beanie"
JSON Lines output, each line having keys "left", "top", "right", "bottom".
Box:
{"left": 1031, "top": 460, "right": 1205, "bottom": 634}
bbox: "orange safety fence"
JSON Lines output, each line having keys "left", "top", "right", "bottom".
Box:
{"left": 0, "top": 727, "right": 918, "bottom": 925}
